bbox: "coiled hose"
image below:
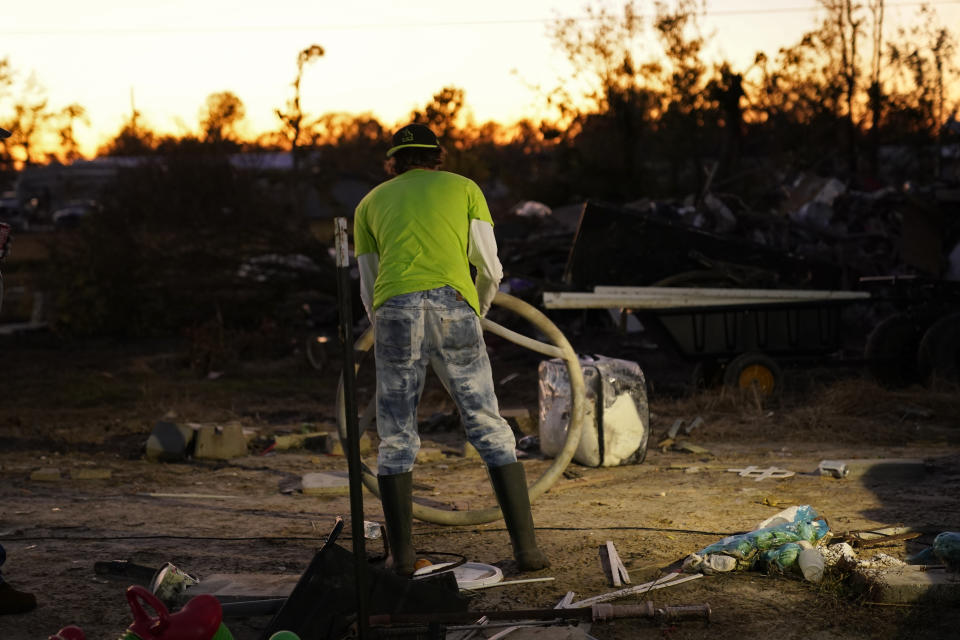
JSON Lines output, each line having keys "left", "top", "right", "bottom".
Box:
{"left": 336, "top": 291, "right": 585, "bottom": 525}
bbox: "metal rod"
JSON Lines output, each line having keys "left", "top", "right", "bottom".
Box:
{"left": 334, "top": 216, "right": 369, "bottom": 640}
{"left": 370, "top": 602, "right": 711, "bottom": 626}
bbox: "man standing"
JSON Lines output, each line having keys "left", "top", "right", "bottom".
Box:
{"left": 353, "top": 123, "right": 549, "bottom": 576}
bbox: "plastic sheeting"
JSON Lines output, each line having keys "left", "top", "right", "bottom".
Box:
{"left": 684, "top": 505, "right": 830, "bottom": 574}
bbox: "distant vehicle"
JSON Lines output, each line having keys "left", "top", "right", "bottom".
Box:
{"left": 51, "top": 201, "right": 100, "bottom": 229}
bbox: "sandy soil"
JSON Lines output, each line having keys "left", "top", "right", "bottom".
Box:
{"left": 1, "top": 334, "right": 959, "bottom": 640}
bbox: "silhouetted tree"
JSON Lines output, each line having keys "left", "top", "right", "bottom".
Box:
{"left": 55, "top": 103, "right": 88, "bottom": 163}
{"left": 548, "top": 0, "right": 662, "bottom": 197}
{"left": 200, "top": 91, "right": 245, "bottom": 145}
{"left": 0, "top": 69, "right": 53, "bottom": 166}
{"left": 276, "top": 44, "right": 325, "bottom": 169}
{"left": 886, "top": 4, "right": 958, "bottom": 178}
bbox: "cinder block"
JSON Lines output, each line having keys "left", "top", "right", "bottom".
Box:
{"left": 194, "top": 424, "right": 248, "bottom": 460}
{"left": 870, "top": 565, "right": 960, "bottom": 603}
{"left": 273, "top": 432, "right": 331, "bottom": 452}
{"left": 325, "top": 432, "right": 373, "bottom": 456}
{"left": 30, "top": 468, "right": 62, "bottom": 482}
{"left": 415, "top": 447, "right": 447, "bottom": 464}
{"left": 70, "top": 468, "right": 112, "bottom": 480}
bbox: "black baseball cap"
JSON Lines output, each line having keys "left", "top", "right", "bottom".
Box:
{"left": 0, "top": 127, "right": 10, "bottom": 139}
{"left": 386, "top": 123, "right": 439, "bottom": 158}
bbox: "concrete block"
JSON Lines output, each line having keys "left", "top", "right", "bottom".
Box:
{"left": 273, "top": 432, "right": 330, "bottom": 452}
{"left": 325, "top": 432, "right": 372, "bottom": 456}
{"left": 302, "top": 470, "right": 350, "bottom": 496}
{"left": 30, "top": 467, "right": 62, "bottom": 481}
{"left": 194, "top": 424, "right": 248, "bottom": 460}
{"left": 145, "top": 420, "right": 196, "bottom": 462}
{"left": 415, "top": 447, "right": 447, "bottom": 464}
{"left": 70, "top": 468, "right": 112, "bottom": 480}
{"left": 845, "top": 458, "right": 928, "bottom": 482}
{"left": 869, "top": 565, "right": 960, "bottom": 604}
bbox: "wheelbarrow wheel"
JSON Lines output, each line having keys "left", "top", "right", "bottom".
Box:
{"left": 723, "top": 352, "right": 783, "bottom": 397}
{"left": 917, "top": 312, "right": 960, "bottom": 384}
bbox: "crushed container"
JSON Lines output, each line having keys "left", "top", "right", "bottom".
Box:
{"left": 538, "top": 355, "right": 649, "bottom": 467}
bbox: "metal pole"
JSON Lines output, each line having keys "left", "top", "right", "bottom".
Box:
{"left": 334, "top": 216, "right": 369, "bottom": 639}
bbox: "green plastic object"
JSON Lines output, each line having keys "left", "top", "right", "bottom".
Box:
{"left": 697, "top": 505, "right": 829, "bottom": 572}
{"left": 933, "top": 532, "right": 960, "bottom": 570}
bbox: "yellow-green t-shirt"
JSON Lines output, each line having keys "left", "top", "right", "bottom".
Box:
{"left": 353, "top": 169, "right": 493, "bottom": 315}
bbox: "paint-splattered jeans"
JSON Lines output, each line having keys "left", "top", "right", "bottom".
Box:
{"left": 374, "top": 286, "right": 517, "bottom": 475}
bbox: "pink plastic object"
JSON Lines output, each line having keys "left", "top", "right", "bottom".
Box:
{"left": 49, "top": 626, "right": 87, "bottom": 640}
{"left": 125, "top": 585, "right": 223, "bottom": 640}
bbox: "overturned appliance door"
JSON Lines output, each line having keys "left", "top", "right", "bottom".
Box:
{"left": 538, "top": 355, "right": 649, "bottom": 467}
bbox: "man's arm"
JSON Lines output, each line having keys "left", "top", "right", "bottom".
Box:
{"left": 467, "top": 219, "right": 503, "bottom": 317}
{"left": 357, "top": 252, "right": 379, "bottom": 323}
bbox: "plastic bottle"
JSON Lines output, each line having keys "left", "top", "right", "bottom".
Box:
{"left": 796, "top": 540, "right": 824, "bottom": 583}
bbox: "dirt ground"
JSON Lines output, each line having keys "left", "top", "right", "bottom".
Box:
{"left": 1, "top": 331, "right": 959, "bottom": 640}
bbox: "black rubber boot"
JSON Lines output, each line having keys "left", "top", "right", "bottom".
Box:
{"left": 377, "top": 471, "right": 416, "bottom": 577}
{"left": 489, "top": 462, "right": 550, "bottom": 572}
{"left": 0, "top": 581, "right": 37, "bottom": 615}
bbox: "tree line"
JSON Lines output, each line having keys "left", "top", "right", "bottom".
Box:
{"left": 1, "top": 0, "right": 956, "bottom": 203}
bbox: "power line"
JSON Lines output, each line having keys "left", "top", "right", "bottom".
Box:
{"left": 3, "top": 1, "right": 959, "bottom": 37}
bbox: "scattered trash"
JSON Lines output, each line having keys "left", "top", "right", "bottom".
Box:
{"left": 516, "top": 434, "right": 541, "bottom": 453}
{"left": 796, "top": 540, "right": 825, "bottom": 583}
{"left": 681, "top": 553, "right": 737, "bottom": 574}
{"left": 726, "top": 465, "right": 795, "bottom": 481}
{"left": 677, "top": 443, "right": 712, "bottom": 456}
{"left": 363, "top": 520, "right": 382, "bottom": 540}
{"left": 562, "top": 572, "right": 704, "bottom": 609}
{"left": 125, "top": 585, "right": 233, "bottom": 640}
{"left": 667, "top": 418, "right": 686, "bottom": 440}
{"left": 413, "top": 561, "right": 504, "bottom": 590}
{"left": 48, "top": 626, "right": 86, "bottom": 640}
{"left": 145, "top": 420, "right": 196, "bottom": 462}
{"left": 598, "top": 541, "right": 630, "bottom": 587}
{"left": 684, "top": 416, "right": 705, "bottom": 435}
{"left": 467, "top": 576, "right": 555, "bottom": 590}
{"left": 150, "top": 562, "right": 200, "bottom": 606}
{"left": 817, "top": 460, "right": 849, "bottom": 479}
{"left": 683, "top": 505, "right": 829, "bottom": 575}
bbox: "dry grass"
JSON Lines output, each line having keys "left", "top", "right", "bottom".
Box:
{"left": 652, "top": 376, "right": 960, "bottom": 445}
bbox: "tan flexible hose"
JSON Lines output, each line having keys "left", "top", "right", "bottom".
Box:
{"left": 336, "top": 291, "right": 585, "bottom": 525}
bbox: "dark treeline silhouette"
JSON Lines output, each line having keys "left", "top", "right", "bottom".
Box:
{"left": 1, "top": 1, "right": 958, "bottom": 360}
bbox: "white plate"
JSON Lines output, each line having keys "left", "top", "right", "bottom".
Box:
{"left": 412, "top": 561, "right": 503, "bottom": 589}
